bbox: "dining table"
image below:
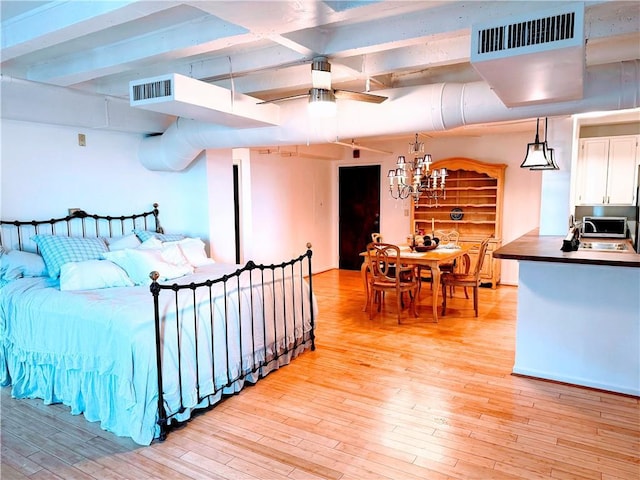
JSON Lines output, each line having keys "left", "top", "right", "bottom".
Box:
{"left": 360, "top": 244, "right": 471, "bottom": 323}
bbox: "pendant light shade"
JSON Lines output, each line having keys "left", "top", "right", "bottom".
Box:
{"left": 520, "top": 118, "right": 551, "bottom": 168}
{"left": 526, "top": 117, "right": 560, "bottom": 170}
{"left": 530, "top": 147, "right": 559, "bottom": 170}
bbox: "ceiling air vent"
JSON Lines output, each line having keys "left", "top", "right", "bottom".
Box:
{"left": 476, "top": 11, "right": 576, "bottom": 55}
{"left": 129, "top": 73, "right": 279, "bottom": 128}
{"left": 132, "top": 79, "right": 172, "bottom": 102}
{"left": 471, "top": 4, "right": 584, "bottom": 107}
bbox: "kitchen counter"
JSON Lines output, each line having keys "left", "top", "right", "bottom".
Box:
{"left": 495, "top": 230, "right": 639, "bottom": 396}
{"left": 493, "top": 229, "right": 640, "bottom": 267}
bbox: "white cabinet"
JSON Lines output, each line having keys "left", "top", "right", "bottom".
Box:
{"left": 576, "top": 135, "right": 639, "bottom": 205}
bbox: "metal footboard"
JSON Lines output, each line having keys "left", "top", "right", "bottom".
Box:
{"left": 149, "top": 244, "right": 315, "bottom": 441}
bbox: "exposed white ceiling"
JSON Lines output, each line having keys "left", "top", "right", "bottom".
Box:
{"left": 1, "top": 0, "right": 639, "bottom": 145}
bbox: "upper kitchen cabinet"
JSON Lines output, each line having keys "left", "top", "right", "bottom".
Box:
{"left": 575, "top": 135, "right": 639, "bottom": 205}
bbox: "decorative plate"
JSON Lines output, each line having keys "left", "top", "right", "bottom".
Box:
{"left": 450, "top": 207, "right": 464, "bottom": 221}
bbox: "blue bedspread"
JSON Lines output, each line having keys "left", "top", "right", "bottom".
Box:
{"left": 0, "top": 263, "right": 316, "bottom": 445}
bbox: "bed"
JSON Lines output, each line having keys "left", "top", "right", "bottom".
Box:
{"left": 0, "top": 205, "right": 316, "bottom": 445}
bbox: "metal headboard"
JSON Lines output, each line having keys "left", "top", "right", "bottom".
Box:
{"left": 0, "top": 203, "right": 162, "bottom": 253}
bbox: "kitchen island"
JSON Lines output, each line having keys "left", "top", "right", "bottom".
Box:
{"left": 494, "top": 230, "right": 640, "bottom": 396}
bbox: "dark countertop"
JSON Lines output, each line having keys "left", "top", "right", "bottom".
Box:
{"left": 493, "top": 230, "right": 640, "bottom": 268}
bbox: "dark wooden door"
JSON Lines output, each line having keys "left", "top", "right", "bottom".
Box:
{"left": 339, "top": 165, "right": 380, "bottom": 270}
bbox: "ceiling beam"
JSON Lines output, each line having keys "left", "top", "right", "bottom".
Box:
{"left": 27, "top": 13, "right": 252, "bottom": 86}
{"left": 1, "top": 1, "right": 180, "bottom": 61}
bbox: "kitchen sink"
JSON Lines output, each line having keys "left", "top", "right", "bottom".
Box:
{"left": 579, "top": 242, "right": 629, "bottom": 252}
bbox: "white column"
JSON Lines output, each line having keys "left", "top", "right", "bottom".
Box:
{"left": 205, "top": 149, "right": 236, "bottom": 263}
{"left": 233, "top": 148, "right": 253, "bottom": 264}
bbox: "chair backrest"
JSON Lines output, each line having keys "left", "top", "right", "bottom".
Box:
{"left": 371, "top": 233, "right": 383, "bottom": 243}
{"left": 366, "top": 242, "right": 403, "bottom": 284}
{"left": 434, "top": 229, "right": 459, "bottom": 246}
{"left": 472, "top": 237, "right": 491, "bottom": 279}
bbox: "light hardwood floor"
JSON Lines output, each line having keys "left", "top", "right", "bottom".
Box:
{"left": 1, "top": 269, "right": 639, "bottom": 479}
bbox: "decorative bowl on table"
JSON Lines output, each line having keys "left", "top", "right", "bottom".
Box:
{"left": 414, "top": 244, "right": 438, "bottom": 252}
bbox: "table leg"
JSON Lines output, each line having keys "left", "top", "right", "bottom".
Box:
{"left": 361, "top": 259, "right": 370, "bottom": 312}
{"left": 429, "top": 265, "right": 441, "bottom": 322}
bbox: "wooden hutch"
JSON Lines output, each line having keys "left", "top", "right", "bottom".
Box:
{"left": 411, "top": 157, "right": 507, "bottom": 287}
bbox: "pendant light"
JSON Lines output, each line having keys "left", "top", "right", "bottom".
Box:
{"left": 529, "top": 118, "right": 559, "bottom": 170}
{"left": 520, "top": 118, "right": 552, "bottom": 169}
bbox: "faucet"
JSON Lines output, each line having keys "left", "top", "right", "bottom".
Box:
{"left": 561, "top": 221, "right": 582, "bottom": 251}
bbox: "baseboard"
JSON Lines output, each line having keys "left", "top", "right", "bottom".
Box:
{"left": 512, "top": 367, "right": 640, "bottom": 397}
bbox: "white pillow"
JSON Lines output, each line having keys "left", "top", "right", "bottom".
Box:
{"left": 106, "top": 234, "right": 141, "bottom": 251}
{"left": 138, "top": 238, "right": 190, "bottom": 267}
{"left": 167, "top": 237, "right": 215, "bottom": 267}
{"left": 0, "top": 250, "right": 48, "bottom": 281}
{"left": 60, "top": 260, "right": 134, "bottom": 291}
{"left": 138, "top": 237, "right": 163, "bottom": 250}
{"left": 103, "top": 249, "right": 193, "bottom": 286}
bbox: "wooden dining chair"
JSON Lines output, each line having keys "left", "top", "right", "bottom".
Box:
{"left": 366, "top": 242, "right": 419, "bottom": 323}
{"left": 418, "top": 229, "right": 460, "bottom": 291}
{"left": 440, "top": 237, "right": 490, "bottom": 317}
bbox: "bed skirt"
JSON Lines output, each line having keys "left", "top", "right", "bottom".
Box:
{"left": 1, "top": 336, "right": 313, "bottom": 445}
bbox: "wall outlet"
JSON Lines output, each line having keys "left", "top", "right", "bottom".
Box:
{"left": 78, "top": 133, "right": 86, "bottom": 146}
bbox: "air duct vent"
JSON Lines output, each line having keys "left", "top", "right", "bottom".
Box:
{"left": 470, "top": 4, "right": 584, "bottom": 107}
{"left": 129, "top": 73, "right": 280, "bottom": 128}
{"left": 132, "top": 79, "right": 172, "bottom": 101}
{"left": 477, "top": 11, "right": 575, "bottom": 55}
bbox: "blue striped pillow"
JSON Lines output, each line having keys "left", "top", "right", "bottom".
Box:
{"left": 32, "top": 235, "right": 108, "bottom": 279}
{"left": 133, "top": 228, "right": 185, "bottom": 243}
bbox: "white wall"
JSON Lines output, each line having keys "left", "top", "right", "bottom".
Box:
{"left": 204, "top": 149, "right": 235, "bottom": 263}
{"left": 1, "top": 120, "right": 210, "bottom": 240}
{"left": 539, "top": 116, "right": 573, "bottom": 235}
{"left": 245, "top": 151, "right": 335, "bottom": 272}
{"left": 0, "top": 120, "right": 336, "bottom": 273}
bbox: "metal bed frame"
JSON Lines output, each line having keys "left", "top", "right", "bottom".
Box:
{"left": 0, "top": 203, "right": 163, "bottom": 252}
{"left": 150, "top": 247, "right": 315, "bottom": 440}
{"left": 1, "top": 204, "right": 315, "bottom": 442}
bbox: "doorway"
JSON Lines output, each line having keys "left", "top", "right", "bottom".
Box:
{"left": 338, "top": 165, "right": 380, "bottom": 270}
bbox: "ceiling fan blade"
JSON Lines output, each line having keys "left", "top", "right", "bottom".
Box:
{"left": 257, "top": 93, "right": 308, "bottom": 105}
{"left": 334, "top": 90, "right": 387, "bottom": 104}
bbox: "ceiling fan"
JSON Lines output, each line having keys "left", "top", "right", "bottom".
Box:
{"left": 260, "top": 56, "right": 388, "bottom": 105}
{"left": 334, "top": 138, "right": 392, "bottom": 155}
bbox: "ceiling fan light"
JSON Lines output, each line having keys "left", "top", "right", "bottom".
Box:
{"left": 308, "top": 88, "right": 336, "bottom": 117}
{"left": 311, "top": 69, "right": 332, "bottom": 90}
{"left": 311, "top": 56, "right": 332, "bottom": 90}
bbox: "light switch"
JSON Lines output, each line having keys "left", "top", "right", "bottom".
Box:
{"left": 78, "top": 133, "right": 86, "bottom": 146}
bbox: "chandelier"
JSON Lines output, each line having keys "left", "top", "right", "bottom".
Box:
{"left": 387, "top": 135, "right": 447, "bottom": 205}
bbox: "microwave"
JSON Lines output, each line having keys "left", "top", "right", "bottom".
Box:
{"left": 582, "top": 216, "right": 628, "bottom": 238}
